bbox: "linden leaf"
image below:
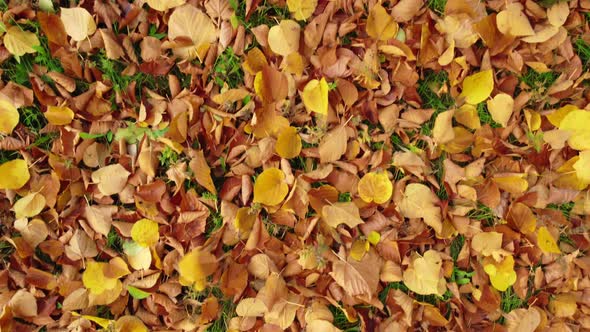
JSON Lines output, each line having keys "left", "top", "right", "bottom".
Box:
{"left": 114, "top": 316, "right": 148, "bottom": 332}
{"left": 0, "top": 99, "right": 19, "bottom": 135}
{"left": 487, "top": 93, "right": 514, "bottom": 127}
{"left": 287, "top": 0, "right": 317, "bottom": 20}
{"left": 91, "top": 164, "right": 130, "bottom": 196}
{"left": 82, "top": 261, "right": 118, "bottom": 295}
{"left": 492, "top": 175, "right": 529, "bottom": 195}
{"left": 460, "top": 70, "right": 494, "bottom": 105}
{"left": 559, "top": 109, "right": 590, "bottom": 150}
{"left": 189, "top": 150, "right": 217, "bottom": 195}
{"left": 548, "top": 293, "right": 577, "bottom": 318}
{"left": 13, "top": 192, "right": 45, "bottom": 219}
{"left": 321, "top": 202, "right": 364, "bottom": 228}
{"left": 236, "top": 298, "right": 268, "bottom": 317}
{"left": 0, "top": 159, "right": 30, "bottom": 190}
{"left": 366, "top": 3, "right": 398, "bottom": 41}
{"left": 131, "top": 218, "right": 159, "bottom": 247}
{"left": 358, "top": 171, "right": 392, "bottom": 204}
{"left": 45, "top": 105, "right": 74, "bottom": 125}
{"left": 432, "top": 110, "right": 455, "bottom": 145}
{"left": 4, "top": 26, "right": 40, "bottom": 56}
{"left": 350, "top": 239, "right": 369, "bottom": 261}
{"left": 318, "top": 125, "right": 347, "bottom": 163}
{"left": 483, "top": 255, "right": 517, "bottom": 291}
{"left": 301, "top": 78, "right": 329, "bottom": 115}
{"left": 253, "top": 168, "right": 289, "bottom": 206}
{"left": 168, "top": 5, "right": 217, "bottom": 61}
{"left": 124, "top": 241, "right": 152, "bottom": 271}
{"left": 537, "top": 226, "right": 561, "bottom": 254}
{"left": 403, "top": 250, "right": 447, "bottom": 296}
{"left": 268, "top": 20, "right": 301, "bottom": 56}
{"left": 367, "top": 231, "right": 381, "bottom": 245}
{"left": 508, "top": 202, "right": 537, "bottom": 234}
{"left": 496, "top": 3, "right": 534, "bottom": 37}
{"left": 275, "top": 126, "right": 302, "bottom": 159}
{"left": 146, "top": 0, "right": 185, "bottom": 11}
{"left": 399, "top": 183, "right": 442, "bottom": 234}
{"left": 60, "top": 7, "right": 97, "bottom": 42}
{"left": 178, "top": 248, "right": 218, "bottom": 290}
{"left": 574, "top": 151, "right": 590, "bottom": 188}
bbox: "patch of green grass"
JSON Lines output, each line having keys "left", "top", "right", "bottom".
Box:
{"left": 0, "top": 150, "right": 18, "bottom": 164}
{"left": 449, "top": 266, "right": 473, "bottom": 285}
{"left": 148, "top": 24, "right": 166, "bottom": 40}
{"left": 0, "top": 240, "right": 14, "bottom": 265}
{"left": 426, "top": 0, "right": 446, "bottom": 15}
{"left": 2, "top": 53, "right": 34, "bottom": 86}
{"left": 328, "top": 305, "right": 361, "bottom": 332}
{"left": 575, "top": 38, "right": 590, "bottom": 68}
{"left": 418, "top": 70, "right": 454, "bottom": 136}
{"left": 263, "top": 217, "right": 289, "bottom": 240}
{"left": 32, "top": 132, "right": 58, "bottom": 151}
{"left": 519, "top": 69, "right": 558, "bottom": 92}
{"left": 34, "top": 36, "right": 64, "bottom": 74}
{"left": 467, "top": 202, "right": 497, "bottom": 226}
{"left": 496, "top": 286, "right": 528, "bottom": 324}
{"left": 229, "top": 0, "right": 290, "bottom": 30}
{"left": 212, "top": 47, "right": 243, "bottom": 89}
{"left": 96, "top": 305, "right": 114, "bottom": 320}
{"left": 432, "top": 154, "right": 448, "bottom": 200}
{"left": 106, "top": 228, "right": 123, "bottom": 253}
{"left": 205, "top": 211, "right": 224, "bottom": 237}
{"left": 450, "top": 234, "right": 464, "bottom": 262}
{"left": 477, "top": 103, "right": 501, "bottom": 128}
{"left": 338, "top": 192, "right": 352, "bottom": 202}
{"left": 20, "top": 106, "right": 46, "bottom": 132}
{"left": 547, "top": 202, "right": 574, "bottom": 220}
{"left": 159, "top": 146, "right": 179, "bottom": 168}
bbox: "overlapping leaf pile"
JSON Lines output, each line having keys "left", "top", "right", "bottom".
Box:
{"left": 0, "top": 0, "right": 590, "bottom": 330}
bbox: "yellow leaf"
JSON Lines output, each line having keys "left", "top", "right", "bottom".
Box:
{"left": 432, "top": 110, "right": 455, "bottom": 145}
{"left": 276, "top": 126, "right": 302, "bottom": 159}
{"left": 71, "top": 313, "right": 112, "bottom": 329}
{"left": 455, "top": 104, "right": 481, "bottom": 130}
{"left": 399, "top": 183, "right": 442, "bottom": 234}
{"left": 523, "top": 109, "right": 541, "bottom": 131}
{"left": 492, "top": 175, "right": 528, "bottom": 195}
{"left": 559, "top": 109, "right": 590, "bottom": 150}
{"left": 366, "top": 3, "right": 398, "bottom": 41}
{"left": 555, "top": 156, "right": 587, "bottom": 190}
{"left": 483, "top": 255, "right": 517, "bottom": 291}
{"left": 318, "top": 125, "right": 347, "bottom": 163}
{"left": 131, "top": 218, "right": 159, "bottom": 247}
{"left": 268, "top": 20, "right": 300, "bottom": 56}
{"left": 287, "top": 0, "right": 317, "bottom": 20}
{"left": 13, "top": 192, "right": 45, "bottom": 219}
{"left": 350, "top": 239, "right": 369, "bottom": 261}
{"left": 487, "top": 93, "right": 514, "bottom": 127}
{"left": 301, "top": 78, "right": 329, "bottom": 115}
{"left": 496, "top": 3, "right": 534, "bottom": 37}
{"left": 0, "top": 159, "right": 30, "bottom": 190}
{"left": 547, "top": 1, "right": 569, "bottom": 27}
{"left": 442, "top": 126, "right": 473, "bottom": 153}
{"left": 168, "top": 5, "right": 217, "bottom": 61}
{"left": 0, "top": 99, "right": 19, "bottom": 135}
{"left": 358, "top": 171, "right": 392, "bottom": 204}
{"left": 508, "top": 202, "right": 537, "bottom": 234}
{"left": 546, "top": 104, "right": 578, "bottom": 127}
{"left": 114, "top": 316, "right": 148, "bottom": 332}
{"left": 242, "top": 48, "right": 268, "bottom": 75}
{"left": 574, "top": 151, "right": 590, "bottom": 188}
{"left": 82, "top": 261, "right": 118, "bottom": 295}
{"left": 146, "top": 0, "right": 185, "bottom": 11}
{"left": 282, "top": 52, "right": 305, "bottom": 76}
{"left": 189, "top": 150, "right": 217, "bottom": 194}
{"left": 537, "top": 226, "right": 561, "bottom": 254}
{"left": 460, "top": 69, "right": 494, "bottom": 105}
{"left": 321, "top": 202, "right": 364, "bottom": 228}
{"left": 367, "top": 231, "right": 380, "bottom": 245}
{"left": 403, "top": 250, "right": 447, "bottom": 296}
{"left": 124, "top": 241, "right": 152, "bottom": 271}
{"left": 3, "top": 26, "right": 40, "bottom": 56}
{"left": 236, "top": 298, "right": 268, "bottom": 317}
{"left": 253, "top": 168, "right": 289, "bottom": 206}
{"left": 91, "top": 164, "right": 130, "bottom": 196}
{"left": 521, "top": 25, "right": 559, "bottom": 44}
{"left": 471, "top": 232, "right": 504, "bottom": 259}
{"left": 548, "top": 293, "right": 577, "bottom": 318}
{"left": 60, "top": 7, "right": 97, "bottom": 42}
{"left": 178, "top": 248, "right": 218, "bottom": 290}
{"left": 45, "top": 105, "right": 74, "bottom": 125}
{"left": 234, "top": 207, "right": 258, "bottom": 238}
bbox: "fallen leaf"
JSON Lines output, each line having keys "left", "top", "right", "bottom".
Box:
{"left": 60, "top": 7, "right": 97, "bottom": 41}
{"left": 483, "top": 255, "right": 517, "bottom": 291}
{"left": 403, "top": 250, "right": 447, "bottom": 296}
{"left": 548, "top": 293, "right": 577, "bottom": 318}
{"left": 91, "top": 164, "right": 131, "bottom": 196}
{"left": 8, "top": 290, "right": 37, "bottom": 318}
{"left": 559, "top": 109, "right": 590, "bottom": 150}
{"left": 537, "top": 226, "right": 561, "bottom": 254}
{"left": 168, "top": 4, "right": 217, "bottom": 61}
{"left": 276, "top": 126, "right": 302, "bottom": 159}
{"left": 287, "top": 0, "right": 317, "bottom": 20}
{"left": 487, "top": 93, "right": 514, "bottom": 127}
{"left": 45, "top": 105, "right": 74, "bottom": 125}
{"left": 131, "top": 218, "right": 159, "bottom": 247}
{"left": 366, "top": 3, "right": 398, "bottom": 41}
{"left": 13, "top": 192, "right": 45, "bottom": 219}
{"left": 301, "top": 78, "right": 329, "bottom": 115}
{"left": 114, "top": 316, "right": 148, "bottom": 332}
{"left": 146, "top": 0, "right": 185, "bottom": 11}
{"left": 496, "top": 4, "right": 534, "bottom": 37}
{"left": 322, "top": 202, "right": 364, "bottom": 228}
{"left": 253, "top": 168, "right": 289, "bottom": 206}
{"left": 318, "top": 125, "right": 347, "bottom": 163}
{"left": 433, "top": 110, "right": 455, "bottom": 144}
{"left": 4, "top": 26, "right": 40, "bottom": 56}
{"left": 399, "top": 183, "right": 442, "bottom": 234}
{"left": 0, "top": 99, "right": 19, "bottom": 135}
{"left": 178, "top": 248, "right": 218, "bottom": 290}
{"left": 268, "top": 20, "right": 301, "bottom": 56}
{"left": 460, "top": 69, "right": 494, "bottom": 104}
{"left": 189, "top": 150, "right": 217, "bottom": 194}
{"left": 358, "top": 171, "right": 392, "bottom": 204}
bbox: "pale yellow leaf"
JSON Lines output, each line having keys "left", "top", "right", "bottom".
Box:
{"left": 60, "top": 7, "right": 97, "bottom": 42}
{"left": 487, "top": 93, "right": 514, "bottom": 127}
{"left": 13, "top": 192, "right": 45, "bottom": 219}
{"left": 268, "top": 20, "right": 300, "bottom": 56}
{"left": 3, "top": 26, "right": 40, "bottom": 56}
{"left": 0, "top": 159, "right": 30, "bottom": 190}
{"left": 168, "top": 5, "right": 217, "bottom": 61}
{"left": 0, "top": 99, "right": 19, "bottom": 135}
{"left": 322, "top": 202, "right": 364, "bottom": 228}
{"left": 403, "top": 250, "right": 447, "bottom": 296}
{"left": 287, "top": 0, "right": 317, "bottom": 20}
{"left": 399, "top": 183, "right": 442, "bottom": 234}
{"left": 91, "top": 164, "right": 130, "bottom": 196}
{"left": 433, "top": 110, "right": 455, "bottom": 145}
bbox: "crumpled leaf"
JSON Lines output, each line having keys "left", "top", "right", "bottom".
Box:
{"left": 358, "top": 171, "right": 392, "bottom": 204}
{"left": 399, "top": 183, "right": 442, "bottom": 234}
{"left": 287, "top": 0, "right": 317, "bottom": 20}
{"left": 168, "top": 4, "right": 217, "bottom": 61}
{"left": 460, "top": 69, "right": 494, "bottom": 104}
{"left": 483, "top": 255, "right": 517, "bottom": 291}
{"left": 301, "top": 78, "right": 329, "bottom": 115}
{"left": 4, "top": 26, "right": 40, "bottom": 56}
{"left": 403, "top": 250, "right": 447, "bottom": 296}
{"left": 268, "top": 20, "right": 300, "bottom": 56}
{"left": 253, "top": 167, "right": 289, "bottom": 206}
{"left": 0, "top": 99, "right": 19, "bottom": 135}
{"left": 60, "top": 7, "right": 97, "bottom": 41}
